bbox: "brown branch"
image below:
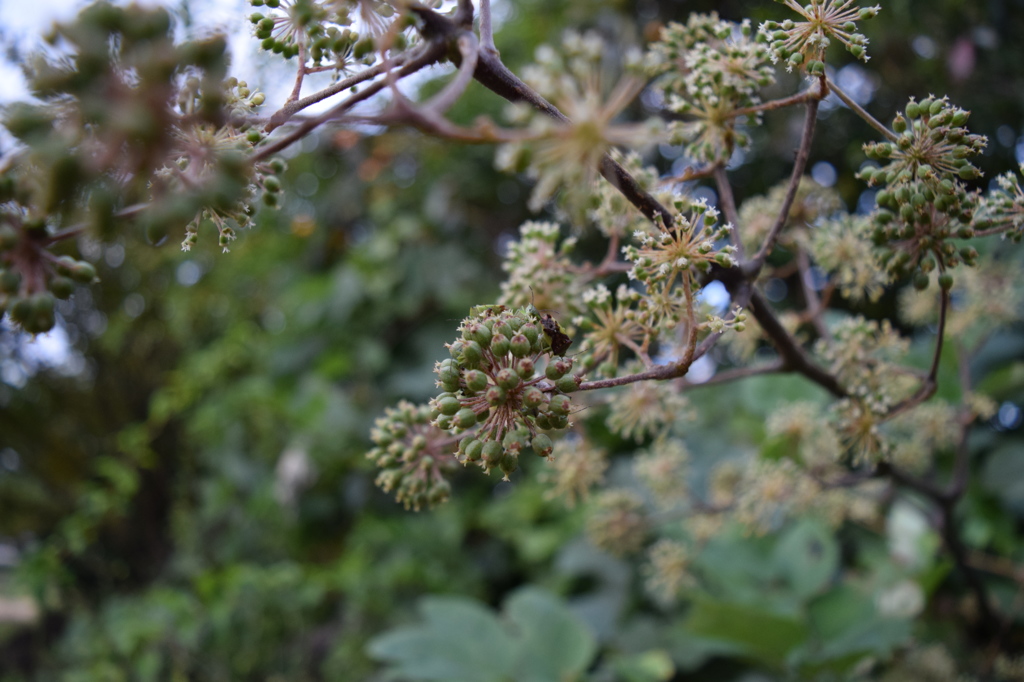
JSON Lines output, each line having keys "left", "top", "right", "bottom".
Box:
{"left": 727, "top": 88, "right": 818, "bottom": 119}
{"left": 750, "top": 95, "right": 821, "bottom": 269}
{"left": 747, "top": 289, "right": 846, "bottom": 397}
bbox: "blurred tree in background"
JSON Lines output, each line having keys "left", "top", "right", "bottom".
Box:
{"left": 0, "top": 0, "right": 1023, "bottom": 680}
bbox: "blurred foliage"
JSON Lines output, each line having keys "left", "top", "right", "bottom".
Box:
{"left": 0, "top": 0, "right": 1023, "bottom": 681}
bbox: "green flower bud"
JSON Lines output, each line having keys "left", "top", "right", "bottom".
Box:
{"left": 465, "top": 321, "right": 492, "bottom": 347}
{"left": 454, "top": 408, "right": 478, "bottom": 429}
{"left": 939, "top": 273, "right": 954, "bottom": 290}
{"left": 69, "top": 261, "right": 96, "bottom": 283}
{"left": 519, "top": 322, "right": 539, "bottom": 347}
{"left": 892, "top": 113, "right": 907, "bottom": 133}
{"left": 913, "top": 272, "right": 930, "bottom": 290}
{"left": 499, "top": 453, "right": 518, "bottom": 478}
{"left": 929, "top": 99, "right": 944, "bottom": 116}
{"left": 482, "top": 441, "right": 503, "bottom": 468}
{"left": 48, "top": 276, "right": 74, "bottom": 300}
{"left": 502, "top": 428, "right": 530, "bottom": 454}
{"left": 509, "top": 333, "right": 531, "bottom": 358}
{"left": 486, "top": 385, "right": 507, "bottom": 406}
{"left": 951, "top": 110, "right": 969, "bottom": 126}
{"left": 548, "top": 414, "right": 569, "bottom": 430}
{"left": 905, "top": 101, "right": 921, "bottom": 120}
{"left": 436, "top": 395, "right": 461, "bottom": 416}
{"left": 554, "top": 375, "right": 579, "bottom": 394}
{"left": 465, "top": 369, "right": 489, "bottom": 393}
{"left": 459, "top": 340, "right": 484, "bottom": 367}
{"left": 549, "top": 394, "right": 572, "bottom": 416}
{"left": 546, "top": 360, "right": 567, "bottom": 381}
{"left": 532, "top": 433, "right": 553, "bottom": 458}
{"left": 516, "top": 357, "right": 535, "bottom": 379}
{"left": 523, "top": 386, "right": 544, "bottom": 409}
{"left": 496, "top": 368, "right": 521, "bottom": 391}
{"left": 490, "top": 333, "right": 510, "bottom": 357}
{"left": 464, "top": 438, "right": 484, "bottom": 462}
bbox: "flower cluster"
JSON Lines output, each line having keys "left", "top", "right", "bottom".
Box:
{"left": 977, "top": 163, "right": 1024, "bottom": 241}
{"left": 758, "top": 0, "right": 879, "bottom": 75}
{"left": 249, "top": 0, "right": 387, "bottom": 69}
{"left": 497, "top": 221, "right": 580, "bottom": 316}
{"left": 0, "top": 227, "right": 97, "bottom": 333}
{"left": 432, "top": 305, "right": 581, "bottom": 480}
{"left": 366, "top": 400, "right": 457, "bottom": 511}
{"left": 606, "top": 381, "right": 693, "bottom": 443}
{"left": 651, "top": 13, "right": 774, "bottom": 163}
{"left": 537, "top": 436, "right": 608, "bottom": 508}
{"left": 170, "top": 77, "right": 280, "bottom": 252}
{"left": 585, "top": 489, "right": 649, "bottom": 556}
{"left": 495, "top": 32, "right": 659, "bottom": 217}
{"left": 860, "top": 96, "right": 987, "bottom": 285}
{"left": 0, "top": 2, "right": 231, "bottom": 333}
{"left": 623, "top": 197, "right": 736, "bottom": 326}
{"left": 811, "top": 214, "right": 889, "bottom": 303}
{"left": 576, "top": 284, "right": 646, "bottom": 375}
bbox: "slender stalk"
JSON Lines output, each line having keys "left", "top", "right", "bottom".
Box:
{"left": 253, "top": 41, "right": 446, "bottom": 162}
{"left": 751, "top": 97, "right": 820, "bottom": 268}
{"left": 713, "top": 163, "right": 743, "bottom": 260}
{"left": 826, "top": 76, "right": 898, "bottom": 142}
{"left": 264, "top": 56, "right": 408, "bottom": 132}
{"left": 884, "top": 287, "right": 948, "bottom": 420}
{"left": 727, "top": 88, "right": 818, "bottom": 119}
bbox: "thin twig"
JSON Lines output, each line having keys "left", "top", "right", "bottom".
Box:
{"left": 478, "top": 0, "right": 498, "bottom": 54}
{"left": 286, "top": 40, "right": 308, "bottom": 105}
{"left": 751, "top": 97, "right": 821, "bottom": 269}
{"left": 253, "top": 41, "right": 447, "bottom": 162}
{"left": 884, "top": 287, "right": 948, "bottom": 420}
{"left": 713, "top": 163, "right": 743, "bottom": 260}
{"left": 795, "top": 246, "right": 830, "bottom": 342}
{"left": 264, "top": 56, "right": 408, "bottom": 132}
{"left": 727, "top": 87, "right": 818, "bottom": 119}
{"left": 422, "top": 33, "right": 480, "bottom": 116}
{"left": 826, "top": 76, "right": 898, "bottom": 142}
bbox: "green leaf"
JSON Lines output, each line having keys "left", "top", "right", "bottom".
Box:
{"left": 506, "top": 587, "right": 597, "bottom": 682}
{"left": 368, "top": 588, "right": 598, "bottom": 682}
{"left": 773, "top": 519, "right": 839, "bottom": 599}
{"left": 367, "top": 597, "right": 516, "bottom": 682}
{"left": 609, "top": 650, "right": 675, "bottom": 682}
{"left": 684, "top": 596, "right": 809, "bottom": 668}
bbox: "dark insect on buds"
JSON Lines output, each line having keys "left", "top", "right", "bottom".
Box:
{"left": 539, "top": 313, "right": 572, "bottom": 356}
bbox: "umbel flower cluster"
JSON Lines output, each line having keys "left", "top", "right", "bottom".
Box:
{"left": 860, "top": 96, "right": 987, "bottom": 286}
{"left": 432, "top": 305, "right": 580, "bottom": 481}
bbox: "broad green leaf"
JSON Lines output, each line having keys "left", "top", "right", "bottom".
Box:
{"left": 506, "top": 587, "right": 597, "bottom": 682}
{"left": 773, "top": 519, "right": 839, "bottom": 599}
{"left": 367, "top": 597, "right": 516, "bottom": 682}
{"left": 684, "top": 596, "right": 809, "bottom": 668}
